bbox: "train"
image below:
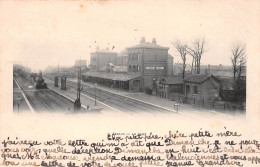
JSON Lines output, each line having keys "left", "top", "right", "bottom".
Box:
{"left": 36, "top": 71, "right": 47, "bottom": 89}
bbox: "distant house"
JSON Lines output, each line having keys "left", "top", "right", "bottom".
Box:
{"left": 90, "top": 47, "right": 118, "bottom": 72}
{"left": 184, "top": 74, "right": 221, "bottom": 102}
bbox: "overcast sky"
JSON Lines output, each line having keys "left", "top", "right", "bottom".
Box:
{"left": 0, "top": 0, "right": 259, "bottom": 71}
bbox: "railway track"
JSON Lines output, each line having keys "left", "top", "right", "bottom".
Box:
{"left": 45, "top": 75, "right": 176, "bottom": 113}
{"left": 14, "top": 74, "right": 78, "bottom": 112}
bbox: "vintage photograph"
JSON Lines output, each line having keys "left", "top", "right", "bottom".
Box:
{"left": 1, "top": 1, "right": 260, "bottom": 167}
{"left": 11, "top": 1, "right": 249, "bottom": 119}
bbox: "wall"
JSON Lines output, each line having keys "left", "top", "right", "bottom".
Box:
{"left": 127, "top": 47, "right": 170, "bottom": 90}
{"left": 184, "top": 78, "right": 220, "bottom": 101}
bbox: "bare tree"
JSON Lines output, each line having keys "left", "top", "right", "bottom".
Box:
{"left": 172, "top": 40, "right": 187, "bottom": 79}
{"left": 230, "top": 42, "right": 247, "bottom": 104}
{"left": 231, "top": 42, "right": 247, "bottom": 80}
{"left": 186, "top": 37, "right": 206, "bottom": 74}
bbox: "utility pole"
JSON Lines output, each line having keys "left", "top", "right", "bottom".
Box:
{"left": 74, "top": 58, "right": 82, "bottom": 111}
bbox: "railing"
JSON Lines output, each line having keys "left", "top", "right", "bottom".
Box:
{"left": 168, "top": 93, "right": 245, "bottom": 113}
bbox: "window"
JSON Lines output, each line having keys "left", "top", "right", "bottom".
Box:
{"left": 145, "top": 67, "right": 155, "bottom": 70}
{"left": 128, "top": 53, "right": 131, "bottom": 60}
{"left": 128, "top": 65, "right": 132, "bottom": 72}
{"left": 186, "top": 85, "right": 190, "bottom": 93}
{"left": 133, "top": 65, "right": 136, "bottom": 72}
{"left": 193, "top": 86, "right": 198, "bottom": 94}
{"left": 137, "top": 53, "right": 140, "bottom": 60}
{"left": 133, "top": 53, "right": 137, "bottom": 60}
{"left": 137, "top": 65, "right": 140, "bottom": 72}
{"left": 156, "top": 67, "right": 165, "bottom": 70}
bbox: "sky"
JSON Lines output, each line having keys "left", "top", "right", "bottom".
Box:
{"left": 0, "top": 0, "right": 259, "bottom": 71}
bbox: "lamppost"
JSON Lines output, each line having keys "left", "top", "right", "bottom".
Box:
{"left": 113, "top": 79, "right": 117, "bottom": 92}
{"left": 174, "top": 102, "right": 180, "bottom": 114}
{"left": 16, "top": 96, "right": 22, "bottom": 115}
{"left": 94, "top": 83, "right": 97, "bottom": 106}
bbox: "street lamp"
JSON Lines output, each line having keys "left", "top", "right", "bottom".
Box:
{"left": 94, "top": 83, "right": 97, "bottom": 106}
{"left": 174, "top": 102, "right": 180, "bottom": 114}
{"left": 16, "top": 96, "right": 22, "bottom": 115}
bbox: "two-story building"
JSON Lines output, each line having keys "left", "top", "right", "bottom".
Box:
{"left": 126, "top": 37, "right": 173, "bottom": 92}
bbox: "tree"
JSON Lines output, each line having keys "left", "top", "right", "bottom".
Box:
{"left": 186, "top": 37, "right": 206, "bottom": 74}
{"left": 231, "top": 42, "right": 247, "bottom": 80}
{"left": 172, "top": 40, "right": 187, "bottom": 79}
{"left": 231, "top": 41, "right": 247, "bottom": 104}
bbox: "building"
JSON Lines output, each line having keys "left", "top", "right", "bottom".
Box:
{"left": 184, "top": 74, "right": 221, "bottom": 102}
{"left": 82, "top": 71, "right": 141, "bottom": 92}
{"left": 126, "top": 37, "right": 173, "bottom": 92}
{"left": 117, "top": 49, "right": 128, "bottom": 66}
{"left": 90, "top": 47, "right": 117, "bottom": 72}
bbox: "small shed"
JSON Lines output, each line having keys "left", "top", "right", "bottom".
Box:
{"left": 184, "top": 74, "right": 221, "bottom": 102}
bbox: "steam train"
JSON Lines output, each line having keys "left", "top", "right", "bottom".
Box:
{"left": 35, "top": 71, "right": 47, "bottom": 89}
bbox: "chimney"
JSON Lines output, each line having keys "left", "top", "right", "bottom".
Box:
{"left": 96, "top": 46, "right": 99, "bottom": 51}
{"left": 140, "top": 37, "right": 145, "bottom": 44}
{"left": 152, "top": 38, "right": 157, "bottom": 45}
{"left": 207, "top": 64, "right": 211, "bottom": 74}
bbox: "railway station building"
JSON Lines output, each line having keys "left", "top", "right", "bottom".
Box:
{"left": 83, "top": 37, "right": 174, "bottom": 93}
{"left": 127, "top": 37, "right": 173, "bottom": 92}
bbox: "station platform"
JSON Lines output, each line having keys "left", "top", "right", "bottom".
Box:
{"left": 44, "top": 79, "right": 128, "bottom": 116}
{"left": 69, "top": 79, "right": 235, "bottom": 120}
{"left": 44, "top": 75, "right": 242, "bottom": 120}
{"left": 13, "top": 79, "right": 31, "bottom": 113}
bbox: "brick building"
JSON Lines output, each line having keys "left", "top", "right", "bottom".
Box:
{"left": 184, "top": 74, "right": 221, "bottom": 102}
{"left": 90, "top": 47, "right": 117, "bottom": 72}
{"left": 126, "top": 37, "right": 173, "bottom": 92}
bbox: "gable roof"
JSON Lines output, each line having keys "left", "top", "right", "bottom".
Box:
{"left": 184, "top": 74, "right": 220, "bottom": 83}
{"left": 164, "top": 77, "right": 183, "bottom": 84}
{"left": 127, "top": 42, "right": 169, "bottom": 50}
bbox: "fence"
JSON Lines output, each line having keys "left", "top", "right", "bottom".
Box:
{"left": 169, "top": 93, "right": 245, "bottom": 113}
{"left": 184, "top": 97, "right": 228, "bottom": 112}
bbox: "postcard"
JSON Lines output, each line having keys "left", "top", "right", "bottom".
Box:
{"left": 0, "top": 0, "right": 260, "bottom": 166}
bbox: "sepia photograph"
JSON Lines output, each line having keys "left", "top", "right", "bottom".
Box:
{"left": 11, "top": 0, "right": 248, "bottom": 120}
{"left": 1, "top": 0, "right": 260, "bottom": 166}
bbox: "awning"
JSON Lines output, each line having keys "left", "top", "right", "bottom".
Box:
{"left": 82, "top": 72, "right": 141, "bottom": 81}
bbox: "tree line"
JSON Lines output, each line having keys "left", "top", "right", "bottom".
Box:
{"left": 172, "top": 38, "right": 247, "bottom": 81}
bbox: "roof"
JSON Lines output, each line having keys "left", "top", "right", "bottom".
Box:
{"left": 118, "top": 49, "right": 129, "bottom": 57}
{"left": 184, "top": 74, "right": 220, "bottom": 83}
{"left": 164, "top": 77, "right": 183, "bottom": 84}
{"left": 99, "top": 65, "right": 127, "bottom": 73}
{"left": 82, "top": 72, "right": 141, "bottom": 81}
{"left": 91, "top": 49, "right": 117, "bottom": 54}
{"left": 127, "top": 42, "right": 169, "bottom": 50}
{"left": 113, "top": 66, "right": 127, "bottom": 73}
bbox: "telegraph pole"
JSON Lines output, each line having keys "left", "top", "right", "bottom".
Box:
{"left": 74, "top": 58, "right": 82, "bottom": 111}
